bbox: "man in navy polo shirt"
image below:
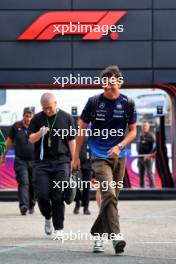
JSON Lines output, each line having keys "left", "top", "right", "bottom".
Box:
{"left": 73, "top": 65, "right": 137, "bottom": 254}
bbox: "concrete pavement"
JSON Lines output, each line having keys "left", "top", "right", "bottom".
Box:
{"left": 0, "top": 200, "right": 176, "bottom": 264}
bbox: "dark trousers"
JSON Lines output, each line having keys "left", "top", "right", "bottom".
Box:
{"left": 14, "top": 157, "right": 35, "bottom": 209}
{"left": 138, "top": 157, "right": 155, "bottom": 188}
{"left": 75, "top": 167, "right": 91, "bottom": 209}
{"left": 33, "top": 161, "right": 70, "bottom": 230}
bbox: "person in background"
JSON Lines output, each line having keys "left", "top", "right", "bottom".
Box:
{"left": 137, "top": 121, "right": 156, "bottom": 188}
{"left": 0, "top": 129, "right": 6, "bottom": 156}
{"left": 28, "top": 93, "right": 76, "bottom": 240}
{"left": 73, "top": 139, "right": 92, "bottom": 215}
{"left": 1, "top": 107, "right": 36, "bottom": 215}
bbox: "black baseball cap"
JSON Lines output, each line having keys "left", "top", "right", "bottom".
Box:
{"left": 23, "top": 107, "right": 35, "bottom": 115}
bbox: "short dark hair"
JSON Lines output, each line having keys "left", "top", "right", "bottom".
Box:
{"left": 23, "top": 107, "right": 35, "bottom": 115}
{"left": 142, "top": 120, "right": 149, "bottom": 124}
{"left": 100, "top": 65, "right": 122, "bottom": 80}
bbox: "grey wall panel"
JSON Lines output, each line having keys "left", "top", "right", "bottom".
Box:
{"left": 122, "top": 70, "right": 153, "bottom": 83}
{"left": 0, "top": 11, "right": 152, "bottom": 41}
{"left": 0, "top": 69, "right": 153, "bottom": 85}
{"left": 73, "top": 42, "right": 152, "bottom": 68}
{"left": 0, "top": 43, "right": 71, "bottom": 69}
{"left": 154, "top": 70, "right": 176, "bottom": 83}
{"left": 0, "top": 0, "right": 152, "bottom": 10}
{"left": 154, "top": 42, "right": 176, "bottom": 68}
{"left": 118, "top": 11, "right": 152, "bottom": 40}
{"left": 154, "top": 0, "right": 176, "bottom": 9}
{"left": 0, "top": 0, "right": 71, "bottom": 10}
{"left": 0, "top": 71, "right": 72, "bottom": 84}
{"left": 0, "top": 0, "right": 175, "bottom": 84}
{"left": 73, "top": 70, "right": 101, "bottom": 80}
{"left": 0, "top": 11, "right": 43, "bottom": 41}
{"left": 73, "top": 70, "right": 153, "bottom": 83}
{"left": 73, "top": 0, "right": 152, "bottom": 9}
{"left": 154, "top": 11, "right": 176, "bottom": 40}
{"left": 0, "top": 11, "right": 72, "bottom": 41}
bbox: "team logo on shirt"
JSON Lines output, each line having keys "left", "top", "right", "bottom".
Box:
{"left": 116, "top": 104, "right": 122, "bottom": 109}
{"left": 99, "top": 102, "right": 105, "bottom": 109}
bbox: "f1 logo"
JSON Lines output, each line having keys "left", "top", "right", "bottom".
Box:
{"left": 18, "top": 11, "right": 126, "bottom": 41}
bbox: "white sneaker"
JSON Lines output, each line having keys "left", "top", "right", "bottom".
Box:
{"left": 45, "top": 218, "right": 53, "bottom": 235}
{"left": 112, "top": 233, "right": 126, "bottom": 254}
{"left": 53, "top": 230, "right": 64, "bottom": 241}
{"left": 93, "top": 239, "right": 104, "bottom": 253}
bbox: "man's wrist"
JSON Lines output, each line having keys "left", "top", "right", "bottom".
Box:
{"left": 39, "top": 129, "right": 44, "bottom": 138}
{"left": 117, "top": 143, "right": 124, "bottom": 151}
{"left": 74, "top": 153, "right": 80, "bottom": 159}
{"left": 39, "top": 127, "right": 45, "bottom": 136}
{"left": 2, "top": 152, "right": 7, "bottom": 158}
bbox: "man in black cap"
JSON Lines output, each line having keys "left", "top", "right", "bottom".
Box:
{"left": 1, "top": 107, "right": 36, "bottom": 215}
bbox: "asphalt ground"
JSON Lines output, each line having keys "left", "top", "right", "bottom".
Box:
{"left": 0, "top": 200, "right": 176, "bottom": 264}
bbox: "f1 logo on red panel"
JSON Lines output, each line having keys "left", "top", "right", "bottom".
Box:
{"left": 18, "top": 11, "right": 126, "bottom": 41}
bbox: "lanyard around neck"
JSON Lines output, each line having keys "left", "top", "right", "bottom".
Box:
{"left": 46, "top": 110, "right": 58, "bottom": 131}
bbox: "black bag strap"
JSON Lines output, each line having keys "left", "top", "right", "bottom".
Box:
{"left": 125, "top": 97, "right": 135, "bottom": 124}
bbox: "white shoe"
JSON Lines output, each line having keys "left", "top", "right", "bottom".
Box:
{"left": 53, "top": 230, "right": 64, "bottom": 240}
{"left": 93, "top": 239, "right": 104, "bottom": 253}
{"left": 112, "top": 233, "right": 126, "bottom": 254}
{"left": 45, "top": 218, "right": 53, "bottom": 235}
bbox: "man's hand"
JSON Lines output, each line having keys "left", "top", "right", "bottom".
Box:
{"left": 0, "top": 155, "right": 6, "bottom": 167}
{"left": 29, "top": 126, "right": 49, "bottom": 144}
{"left": 144, "top": 155, "right": 150, "bottom": 161}
{"left": 40, "top": 126, "right": 49, "bottom": 136}
{"left": 107, "top": 146, "right": 121, "bottom": 159}
{"left": 72, "top": 157, "right": 81, "bottom": 171}
{"left": 70, "top": 160, "right": 73, "bottom": 172}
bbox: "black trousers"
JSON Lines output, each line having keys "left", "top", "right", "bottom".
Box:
{"left": 33, "top": 161, "right": 70, "bottom": 230}
{"left": 75, "top": 167, "right": 91, "bottom": 209}
{"left": 14, "top": 157, "right": 35, "bottom": 210}
{"left": 138, "top": 157, "right": 155, "bottom": 188}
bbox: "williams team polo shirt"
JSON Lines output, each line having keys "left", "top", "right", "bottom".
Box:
{"left": 80, "top": 93, "right": 137, "bottom": 158}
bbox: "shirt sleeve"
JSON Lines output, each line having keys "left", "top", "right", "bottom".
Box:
{"left": 8, "top": 124, "right": 17, "bottom": 140}
{"left": 0, "top": 129, "right": 6, "bottom": 155}
{"left": 150, "top": 132, "right": 156, "bottom": 142}
{"left": 80, "top": 97, "right": 93, "bottom": 124}
{"left": 28, "top": 116, "right": 39, "bottom": 135}
{"left": 128, "top": 101, "right": 137, "bottom": 125}
{"left": 150, "top": 133, "right": 156, "bottom": 151}
{"left": 67, "top": 115, "right": 76, "bottom": 141}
